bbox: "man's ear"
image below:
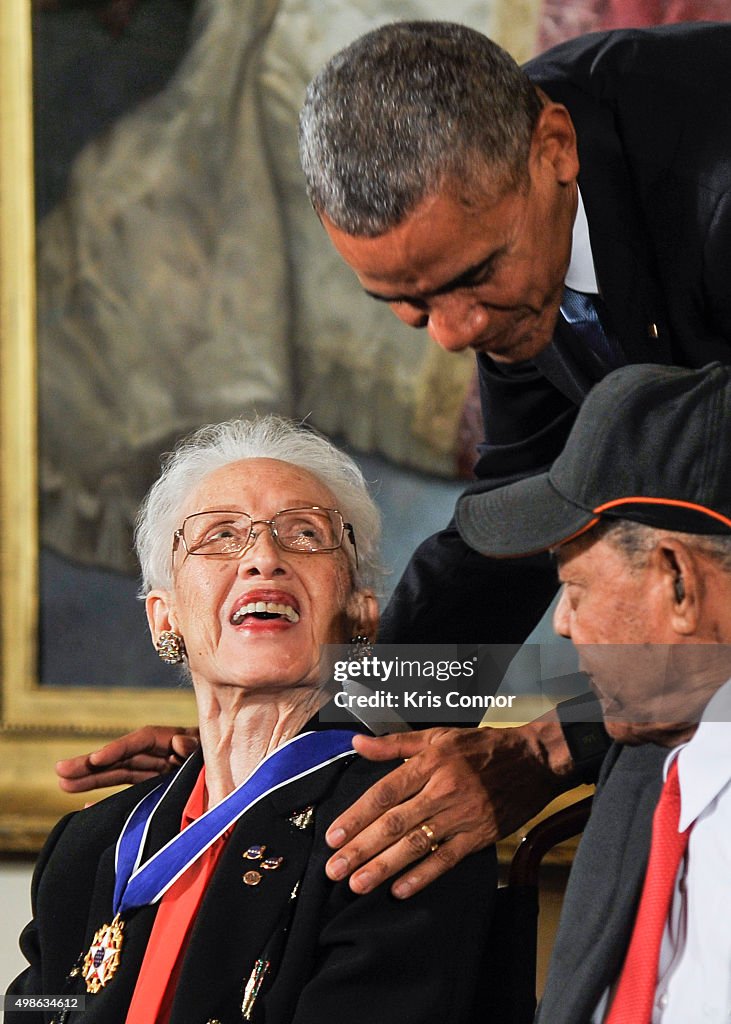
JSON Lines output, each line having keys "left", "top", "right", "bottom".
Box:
{"left": 530, "top": 101, "right": 580, "bottom": 185}
{"left": 656, "top": 540, "right": 700, "bottom": 636}
{"left": 346, "top": 588, "right": 379, "bottom": 641}
{"left": 145, "top": 590, "right": 179, "bottom": 646}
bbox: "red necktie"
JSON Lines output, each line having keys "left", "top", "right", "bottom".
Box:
{"left": 606, "top": 759, "right": 691, "bottom": 1024}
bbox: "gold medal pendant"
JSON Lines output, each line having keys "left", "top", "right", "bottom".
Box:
{"left": 82, "top": 913, "right": 125, "bottom": 993}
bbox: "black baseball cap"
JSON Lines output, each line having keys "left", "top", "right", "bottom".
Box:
{"left": 456, "top": 363, "right": 731, "bottom": 557}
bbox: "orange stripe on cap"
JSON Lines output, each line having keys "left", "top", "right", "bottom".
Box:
{"left": 594, "top": 497, "right": 731, "bottom": 530}
{"left": 556, "top": 516, "right": 602, "bottom": 548}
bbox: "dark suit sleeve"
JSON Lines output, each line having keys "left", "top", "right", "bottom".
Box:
{"left": 473, "top": 353, "right": 579, "bottom": 482}
{"left": 6, "top": 779, "right": 167, "bottom": 1024}
{"left": 704, "top": 187, "right": 731, "bottom": 343}
{"left": 6, "top": 814, "right": 78, "bottom": 1024}
{"left": 378, "top": 519, "right": 558, "bottom": 645}
{"left": 290, "top": 844, "right": 496, "bottom": 1024}
{"left": 535, "top": 744, "right": 666, "bottom": 1024}
{"left": 379, "top": 354, "right": 576, "bottom": 647}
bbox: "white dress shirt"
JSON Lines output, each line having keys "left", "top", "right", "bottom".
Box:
{"left": 565, "top": 186, "right": 599, "bottom": 294}
{"left": 593, "top": 678, "right": 731, "bottom": 1023}
{"left": 652, "top": 678, "right": 731, "bottom": 1023}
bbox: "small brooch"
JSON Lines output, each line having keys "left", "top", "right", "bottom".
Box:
{"left": 288, "top": 805, "right": 315, "bottom": 830}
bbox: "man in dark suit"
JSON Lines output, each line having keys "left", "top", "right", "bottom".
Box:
{"left": 282, "top": 18, "right": 731, "bottom": 896}
{"left": 58, "top": 20, "right": 731, "bottom": 906}
{"left": 300, "top": 19, "right": 731, "bottom": 645}
{"left": 456, "top": 361, "right": 731, "bottom": 1023}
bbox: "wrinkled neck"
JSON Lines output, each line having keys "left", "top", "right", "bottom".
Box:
{"left": 193, "top": 680, "right": 326, "bottom": 808}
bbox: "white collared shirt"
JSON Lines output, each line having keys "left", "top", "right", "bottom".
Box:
{"left": 593, "top": 678, "right": 731, "bottom": 1023}
{"left": 565, "top": 186, "right": 598, "bottom": 294}
{"left": 652, "top": 679, "right": 731, "bottom": 1022}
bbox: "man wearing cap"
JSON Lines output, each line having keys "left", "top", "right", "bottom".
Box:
{"left": 458, "top": 361, "right": 731, "bottom": 1023}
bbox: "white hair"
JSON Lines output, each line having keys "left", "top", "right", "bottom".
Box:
{"left": 135, "top": 416, "right": 382, "bottom": 593}
{"left": 598, "top": 518, "right": 731, "bottom": 572}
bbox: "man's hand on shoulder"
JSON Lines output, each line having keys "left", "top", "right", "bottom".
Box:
{"left": 55, "top": 726, "right": 201, "bottom": 793}
{"left": 326, "top": 711, "right": 579, "bottom": 898}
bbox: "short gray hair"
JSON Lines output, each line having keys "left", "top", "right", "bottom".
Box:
{"left": 299, "top": 20, "right": 543, "bottom": 237}
{"left": 600, "top": 518, "right": 731, "bottom": 573}
{"left": 135, "top": 416, "right": 381, "bottom": 593}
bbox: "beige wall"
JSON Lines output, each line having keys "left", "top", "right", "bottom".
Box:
{"left": 1, "top": 859, "right": 33, "bottom": 1016}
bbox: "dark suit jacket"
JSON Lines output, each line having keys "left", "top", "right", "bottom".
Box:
{"left": 535, "top": 742, "right": 667, "bottom": 1024}
{"left": 9, "top": 744, "right": 495, "bottom": 1024}
{"left": 380, "top": 23, "right": 731, "bottom": 647}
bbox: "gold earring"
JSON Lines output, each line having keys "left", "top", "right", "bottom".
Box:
{"left": 348, "top": 634, "right": 373, "bottom": 661}
{"left": 156, "top": 630, "right": 186, "bottom": 664}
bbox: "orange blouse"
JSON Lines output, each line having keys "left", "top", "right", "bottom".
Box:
{"left": 125, "top": 768, "right": 228, "bottom": 1024}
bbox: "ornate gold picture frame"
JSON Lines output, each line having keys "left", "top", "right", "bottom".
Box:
{"left": 0, "top": 0, "right": 195, "bottom": 853}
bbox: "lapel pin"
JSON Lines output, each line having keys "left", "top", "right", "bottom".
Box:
{"left": 288, "top": 805, "right": 315, "bottom": 830}
{"left": 242, "top": 848, "right": 283, "bottom": 883}
{"left": 242, "top": 958, "right": 271, "bottom": 1020}
{"left": 648, "top": 322, "right": 659, "bottom": 339}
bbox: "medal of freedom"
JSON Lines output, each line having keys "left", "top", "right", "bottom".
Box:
{"left": 78, "top": 732, "right": 356, "bottom": 997}
{"left": 82, "top": 914, "right": 125, "bottom": 993}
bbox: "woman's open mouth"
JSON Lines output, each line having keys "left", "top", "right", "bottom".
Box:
{"left": 230, "top": 589, "right": 301, "bottom": 626}
{"left": 231, "top": 601, "right": 300, "bottom": 625}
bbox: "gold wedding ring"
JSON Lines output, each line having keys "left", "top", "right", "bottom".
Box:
{"left": 420, "top": 822, "right": 439, "bottom": 853}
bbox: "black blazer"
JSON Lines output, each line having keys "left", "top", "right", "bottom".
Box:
{"left": 535, "top": 742, "right": 667, "bottom": 1023}
{"left": 9, "top": 745, "right": 496, "bottom": 1024}
{"left": 380, "top": 23, "right": 731, "bottom": 647}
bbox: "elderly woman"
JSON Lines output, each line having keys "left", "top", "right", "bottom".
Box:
{"left": 10, "top": 416, "right": 494, "bottom": 1024}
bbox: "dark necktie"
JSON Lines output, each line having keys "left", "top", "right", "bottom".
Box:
{"left": 560, "top": 285, "right": 625, "bottom": 372}
{"left": 606, "top": 760, "right": 691, "bottom": 1024}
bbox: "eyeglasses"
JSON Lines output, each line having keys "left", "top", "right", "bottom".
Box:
{"left": 173, "top": 507, "right": 358, "bottom": 567}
